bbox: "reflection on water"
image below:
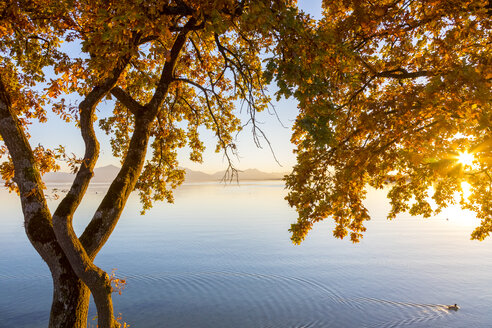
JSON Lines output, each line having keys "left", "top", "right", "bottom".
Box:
{"left": 1, "top": 182, "right": 492, "bottom": 328}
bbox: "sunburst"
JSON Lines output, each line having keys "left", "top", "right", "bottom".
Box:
{"left": 457, "top": 151, "right": 475, "bottom": 167}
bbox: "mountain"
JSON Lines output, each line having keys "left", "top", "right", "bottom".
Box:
{"left": 42, "top": 165, "right": 120, "bottom": 183}
{"left": 183, "top": 168, "right": 216, "bottom": 182}
{"left": 39, "top": 165, "right": 287, "bottom": 183}
{"left": 42, "top": 171, "right": 75, "bottom": 183}
{"left": 92, "top": 165, "right": 119, "bottom": 182}
{"left": 211, "top": 168, "right": 286, "bottom": 181}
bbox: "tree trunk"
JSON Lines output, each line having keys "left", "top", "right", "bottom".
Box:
{"left": 1, "top": 20, "right": 195, "bottom": 327}
{"left": 1, "top": 78, "right": 91, "bottom": 328}
{"left": 49, "top": 270, "right": 90, "bottom": 328}
{"left": 92, "top": 272, "right": 118, "bottom": 328}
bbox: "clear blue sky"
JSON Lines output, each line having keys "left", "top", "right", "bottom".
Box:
{"left": 27, "top": 1, "right": 322, "bottom": 174}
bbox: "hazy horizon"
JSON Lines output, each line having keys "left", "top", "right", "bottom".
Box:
{"left": 38, "top": 165, "right": 289, "bottom": 183}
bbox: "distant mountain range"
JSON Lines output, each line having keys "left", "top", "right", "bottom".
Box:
{"left": 40, "top": 165, "right": 287, "bottom": 183}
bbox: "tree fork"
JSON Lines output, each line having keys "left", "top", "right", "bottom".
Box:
{"left": 51, "top": 61, "right": 131, "bottom": 328}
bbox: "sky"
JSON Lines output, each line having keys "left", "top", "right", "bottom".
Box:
{"left": 26, "top": 1, "right": 323, "bottom": 174}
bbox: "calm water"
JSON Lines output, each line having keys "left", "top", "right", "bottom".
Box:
{"left": 1, "top": 182, "right": 492, "bottom": 327}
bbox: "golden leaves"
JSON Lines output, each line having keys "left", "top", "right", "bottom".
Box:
{"left": 5, "top": 0, "right": 488, "bottom": 245}
{"left": 284, "top": 0, "right": 492, "bottom": 243}
{"left": 109, "top": 269, "right": 126, "bottom": 296}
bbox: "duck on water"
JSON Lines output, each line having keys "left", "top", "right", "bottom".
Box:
{"left": 447, "top": 304, "right": 460, "bottom": 311}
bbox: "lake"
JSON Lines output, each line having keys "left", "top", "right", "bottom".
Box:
{"left": 1, "top": 181, "right": 492, "bottom": 327}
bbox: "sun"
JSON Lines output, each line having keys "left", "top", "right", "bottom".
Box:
{"left": 457, "top": 151, "right": 475, "bottom": 167}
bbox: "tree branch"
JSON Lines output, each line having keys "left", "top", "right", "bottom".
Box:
{"left": 148, "top": 17, "right": 198, "bottom": 111}
{"left": 376, "top": 68, "right": 433, "bottom": 79}
{"left": 158, "top": 3, "right": 194, "bottom": 16}
{"left": 53, "top": 56, "right": 131, "bottom": 221}
{"left": 110, "top": 86, "right": 145, "bottom": 115}
{"left": 48, "top": 55, "right": 133, "bottom": 327}
{"left": 80, "top": 18, "right": 200, "bottom": 258}
{"left": 0, "top": 77, "right": 51, "bottom": 237}
{"left": 80, "top": 108, "right": 153, "bottom": 258}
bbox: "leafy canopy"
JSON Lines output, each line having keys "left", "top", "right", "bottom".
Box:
{"left": 272, "top": 0, "right": 492, "bottom": 243}
{"left": 1, "top": 0, "right": 298, "bottom": 207}
{"left": 2, "top": 0, "right": 491, "bottom": 249}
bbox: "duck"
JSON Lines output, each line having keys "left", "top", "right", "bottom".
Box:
{"left": 447, "top": 304, "right": 460, "bottom": 311}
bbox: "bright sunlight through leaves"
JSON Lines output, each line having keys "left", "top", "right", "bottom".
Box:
{"left": 461, "top": 181, "right": 472, "bottom": 200}
{"left": 457, "top": 151, "right": 475, "bottom": 167}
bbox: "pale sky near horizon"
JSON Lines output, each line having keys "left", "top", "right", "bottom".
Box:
{"left": 26, "top": 1, "right": 323, "bottom": 174}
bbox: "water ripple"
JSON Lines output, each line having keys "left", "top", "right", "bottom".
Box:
{"left": 116, "top": 270, "right": 456, "bottom": 327}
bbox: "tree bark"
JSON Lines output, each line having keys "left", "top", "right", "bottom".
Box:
{"left": 50, "top": 265, "right": 90, "bottom": 328}
{"left": 0, "top": 77, "right": 90, "bottom": 327}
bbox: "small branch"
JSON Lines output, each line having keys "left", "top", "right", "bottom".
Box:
{"left": 339, "top": 75, "right": 376, "bottom": 110}
{"left": 111, "top": 87, "right": 145, "bottom": 115}
{"left": 254, "top": 125, "right": 282, "bottom": 166}
{"left": 174, "top": 77, "right": 211, "bottom": 92}
{"left": 174, "top": 77, "right": 238, "bottom": 177}
{"left": 376, "top": 68, "right": 433, "bottom": 79}
{"left": 138, "top": 35, "right": 159, "bottom": 45}
{"left": 148, "top": 17, "right": 198, "bottom": 111}
{"left": 158, "top": 3, "right": 194, "bottom": 16}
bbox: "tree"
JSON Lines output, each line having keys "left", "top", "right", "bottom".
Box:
{"left": 2, "top": 0, "right": 490, "bottom": 326}
{"left": 270, "top": 0, "right": 491, "bottom": 243}
{"left": 0, "top": 1, "right": 92, "bottom": 327}
{"left": 0, "top": 0, "right": 302, "bottom": 327}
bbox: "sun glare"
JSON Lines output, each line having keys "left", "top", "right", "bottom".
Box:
{"left": 457, "top": 151, "right": 475, "bottom": 167}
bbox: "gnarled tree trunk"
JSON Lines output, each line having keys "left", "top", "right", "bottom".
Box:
{"left": 0, "top": 77, "right": 90, "bottom": 327}
{"left": 1, "top": 11, "right": 198, "bottom": 328}
{"left": 49, "top": 265, "right": 90, "bottom": 328}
